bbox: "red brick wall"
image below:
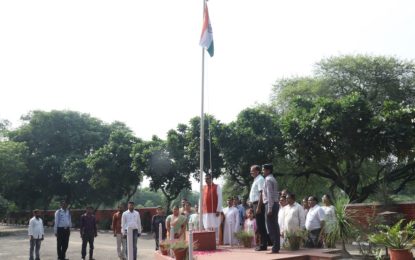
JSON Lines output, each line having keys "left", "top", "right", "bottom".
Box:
{"left": 345, "top": 202, "right": 415, "bottom": 229}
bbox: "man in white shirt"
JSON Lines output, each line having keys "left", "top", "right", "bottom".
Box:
{"left": 28, "top": 209, "right": 44, "bottom": 260}
{"left": 222, "top": 198, "right": 240, "bottom": 245}
{"left": 283, "top": 193, "right": 306, "bottom": 235}
{"left": 121, "top": 201, "right": 141, "bottom": 260}
{"left": 249, "top": 165, "right": 267, "bottom": 251}
{"left": 305, "top": 196, "right": 325, "bottom": 248}
{"left": 54, "top": 200, "right": 72, "bottom": 260}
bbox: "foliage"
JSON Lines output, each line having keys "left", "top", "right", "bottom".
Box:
{"left": 217, "top": 107, "right": 284, "bottom": 189}
{"left": 284, "top": 230, "right": 307, "bottom": 250}
{"left": 170, "top": 239, "right": 194, "bottom": 251}
{"left": 369, "top": 219, "right": 415, "bottom": 249}
{"left": 132, "top": 136, "right": 191, "bottom": 212}
{"left": 86, "top": 124, "right": 142, "bottom": 205}
{"left": 281, "top": 93, "right": 415, "bottom": 202}
{"left": 325, "top": 196, "right": 356, "bottom": 254}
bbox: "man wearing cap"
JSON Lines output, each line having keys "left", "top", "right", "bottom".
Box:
{"left": 202, "top": 173, "right": 223, "bottom": 242}
{"left": 54, "top": 200, "right": 72, "bottom": 260}
{"left": 151, "top": 206, "right": 166, "bottom": 251}
{"left": 249, "top": 165, "right": 267, "bottom": 251}
{"left": 262, "top": 163, "right": 280, "bottom": 253}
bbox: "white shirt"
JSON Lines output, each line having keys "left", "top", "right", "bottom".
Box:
{"left": 305, "top": 204, "right": 326, "bottom": 231}
{"left": 54, "top": 208, "right": 72, "bottom": 234}
{"left": 28, "top": 217, "right": 44, "bottom": 239}
{"left": 249, "top": 174, "right": 264, "bottom": 203}
{"left": 322, "top": 205, "right": 336, "bottom": 233}
{"left": 278, "top": 204, "right": 287, "bottom": 232}
{"left": 283, "top": 202, "right": 306, "bottom": 233}
{"left": 121, "top": 210, "right": 142, "bottom": 235}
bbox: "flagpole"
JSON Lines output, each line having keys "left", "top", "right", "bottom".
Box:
{"left": 199, "top": 0, "right": 206, "bottom": 232}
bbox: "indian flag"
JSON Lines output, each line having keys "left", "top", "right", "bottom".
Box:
{"left": 199, "top": 4, "right": 214, "bottom": 57}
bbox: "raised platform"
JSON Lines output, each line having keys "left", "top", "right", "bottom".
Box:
{"left": 155, "top": 246, "right": 342, "bottom": 260}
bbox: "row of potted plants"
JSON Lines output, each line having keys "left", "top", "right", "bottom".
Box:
{"left": 159, "top": 239, "right": 193, "bottom": 260}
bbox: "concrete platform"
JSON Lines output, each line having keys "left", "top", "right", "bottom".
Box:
{"left": 155, "top": 246, "right": 343, "bottom": 260}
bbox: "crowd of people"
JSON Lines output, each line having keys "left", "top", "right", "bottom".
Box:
{"left": 28, "top": 200, "right": 142, "bottom": 260}
{"left": 150, "top": 163, "right": 338, "bottom": 255}
{"left": 26, "top": 163, "right": 337, "bottom": 260}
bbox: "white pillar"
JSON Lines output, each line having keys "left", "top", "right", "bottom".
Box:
{"left": 189, "top": 223, "right": 194, "bottom": 260}
{"left": 229, "top": 220, "right": 233, "bottom": 246}
{"left": 158, "top": 223, "right": 162, "bottom": 252}
{"left": 127, "top": 227, "right": 133, "bottom": 260}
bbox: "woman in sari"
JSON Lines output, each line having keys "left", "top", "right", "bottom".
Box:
{"left": 166, "top": 205, "right": 187, "bottom": 240}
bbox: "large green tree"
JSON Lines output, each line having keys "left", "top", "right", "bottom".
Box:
{"left": 272, "top": 55, "right": 415, "bottom": 111}
{"left": 281, "top": 93, "right": 415, "bottom": 202}
{"left": 216, "top": 107, "right": 285, "bottom": 194}
{"left": 132, "top": 136, "right": 191, "bottom": 211}
{"left": 7, "top": 110, "right": 111, "bottom": 209}
{"left": 86, "top": 123, "right": 142, "bottom": 206}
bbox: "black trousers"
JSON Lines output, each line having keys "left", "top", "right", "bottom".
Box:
{"left": 265, "top": 202, "right": 280, "bottom": 252}
{"left": 81, "top": 233, "right": 95, "bottom": 259}
{"left": 306, "top": 228, "right": 323, "bottom": 248}
{"left": 154, "top": 232, "right": 167, "bottom": 250}
{"left": 253, "top": 203, "right": 268, "bottom": 248}
{"left": 57, "top": 227, "right": 70, "bottom": 260}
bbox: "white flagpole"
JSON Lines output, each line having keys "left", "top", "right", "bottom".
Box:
{"left": 198, "top": 0, "right": 207, "bottom": 232}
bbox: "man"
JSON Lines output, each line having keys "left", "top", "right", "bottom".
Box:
{"left": 222, "top": 197, "right": 240, "bottom": 245}
{"left": 305, "top": 196, "right": 325, "bottom": 248}
{"left": 249, "top": 165, "right": 267, "bottom": 251}
{"left": 189, "top": 204, "right": 199, "bottom": 230}
{"left": 283, "top": 193, "right": 306, "bottom": 235}
{"left": 121, "top": 201, "right": 141, "bottom": 260}
{"left": 302, "top": 197, "right": 310, "bottom": 216}
{"left": 80, "top": 206, "right": 97, "bottom": 260}
{"left": 28, "top": 209, "right": 44, "bottom": 260}
{"left": 278, "top": 195, "right": 288, "bottom": 246}
{"left": 234, "top": 196, "right": 245, "bottom": 229}
{"left": 202, "top": 173, "right": 222, "bottom": 242}
{"left": 262, "top": 163, "right": 280, "bottom": 253}
{"left": 179, "top": 198, "right": 188, "bottom": 215}
{"left": 54, "top": 200, "right": 72, "bottom": 260}
{"left": 113, "top": 204, "right": 127, "bottom": 260}
{"left": 151, "top": 206, "right": 166, "bottom": 251}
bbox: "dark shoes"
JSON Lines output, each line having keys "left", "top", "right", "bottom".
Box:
{"left": 255, "top": 246, "right": 267, "bottom": 251}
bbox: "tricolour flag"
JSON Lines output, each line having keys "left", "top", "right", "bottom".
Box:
{"left": 199, "top": 4, "right": 214, "bottom": 57}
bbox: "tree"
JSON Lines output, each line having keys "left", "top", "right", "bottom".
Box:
{"left": 8, "top": 110, "right": 112, "bottom": 209}
{"left": 132, "top": 136, "right": 191, "bottom": 212}
{"left": 86, "top": 124, "right": 142, "bottom": 206}
{"left": 216, "top": 107, "right": 285, "bottom": 193}
{"left": 0, "top": 141, "right": 33, "bottom": 209}
{"left": 281, "top": 93, "right": 415, "bottom": 202}
{"left": 272, "top": 55, "right": 415, "bottom": 111}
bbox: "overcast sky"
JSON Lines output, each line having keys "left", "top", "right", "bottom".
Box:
{"left": 1, "top": 0, "right": 415, "bottom": 141}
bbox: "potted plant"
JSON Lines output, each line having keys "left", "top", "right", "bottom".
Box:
{"left": 159, "top": 240, "right": 171, "bottom": 256}
{"left": 171, "top": 240, "right": 188, "bottom": 260}
{"left": 235, "top": 230, "right": 255, "bottom": 248}
{"left": 369, "top": 219, "right": 415, "bottom": 260}
{"left": 284, "top": 230, "right": 307, "bottom": 250}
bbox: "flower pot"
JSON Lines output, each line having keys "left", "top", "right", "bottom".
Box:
{"left": 173, "top": 248, "right": 187, "bottom": 260}
{"left": 242, "top": 238, "right": 252, "bottom": 248}
{"left": 388, "top": 248, "right": 413, "bottom": 260}
{"left": 160, "top": 248, "right": 169, "bottom": 256}
{"left": 288, "top": 236, "right": 301, "bottom": 251}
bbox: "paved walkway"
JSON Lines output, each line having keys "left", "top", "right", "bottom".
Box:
{"left": 0, "top": 225, "right": 156, "bottom": 260}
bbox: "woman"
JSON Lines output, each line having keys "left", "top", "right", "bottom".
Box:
{"left": 166, "top": 205, "right": 187, "bottom": 240}
{"left": 321, "top": 194, "right": 336, "bottom": 248}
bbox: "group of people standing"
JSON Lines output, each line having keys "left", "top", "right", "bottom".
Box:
{"left": 191, "top": 163, "right": 337, "bottom": 254}
{"left": 28, "top": 200, "right": 142, "bottom": 260}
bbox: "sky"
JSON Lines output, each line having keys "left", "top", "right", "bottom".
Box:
{"left": 1, "top": 0, "right": 415, "bottom": 190}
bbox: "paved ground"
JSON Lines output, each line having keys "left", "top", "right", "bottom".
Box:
{"left": 0, "top": 225, "right": 156, "bottom": 260}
